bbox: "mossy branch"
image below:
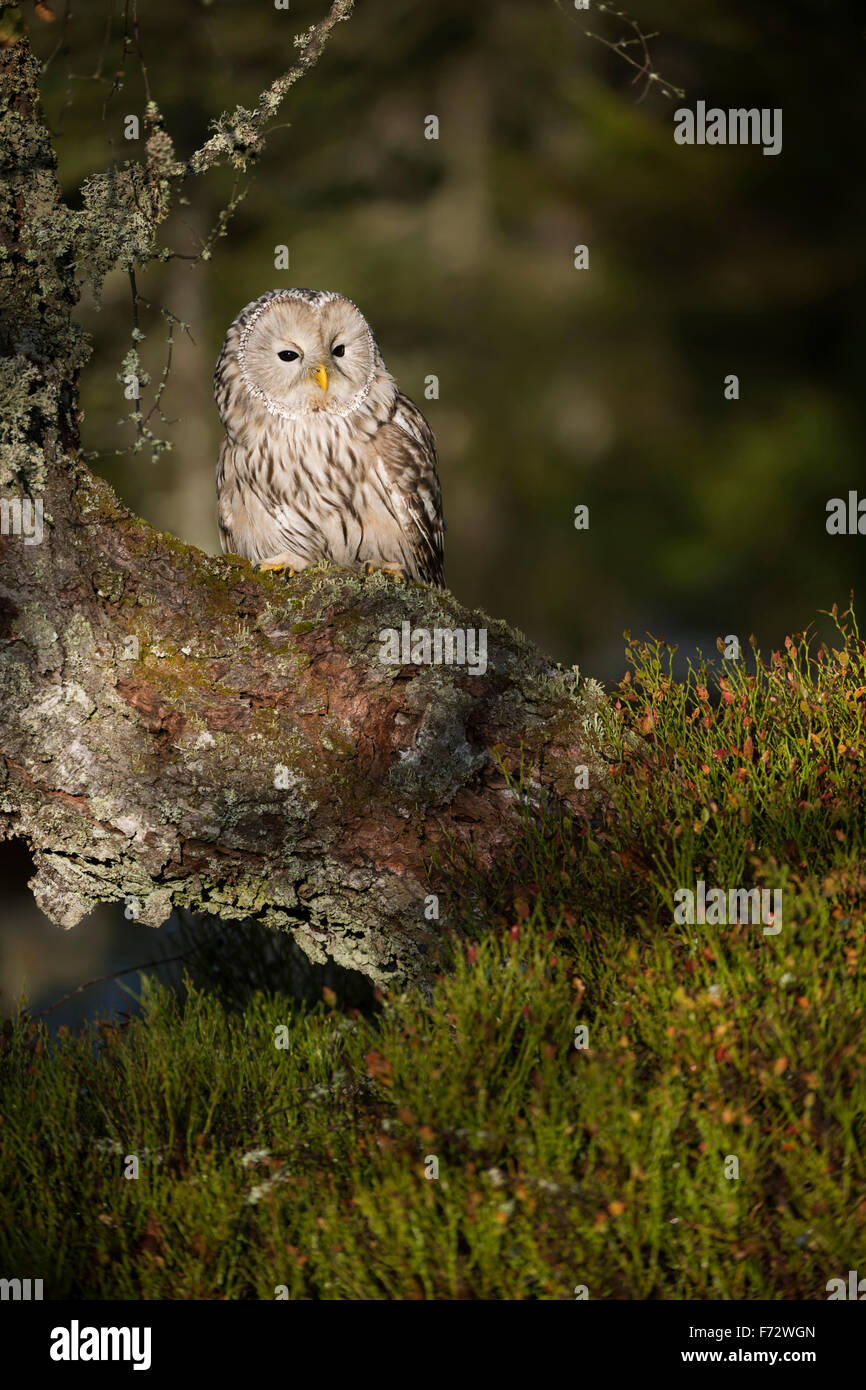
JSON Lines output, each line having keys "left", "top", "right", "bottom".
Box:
{"left": 0, "top": 459, "right": 606, "bottom": 989}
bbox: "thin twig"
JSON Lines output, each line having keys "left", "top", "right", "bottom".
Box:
{"left": 28, "top": 953, "right": 191, "bottom": 1021}
{"left": 130, "top": 0, "right": 151, "bottom": 105}
{"left": 558, "top": 1, "right": 685, "bottom": 103}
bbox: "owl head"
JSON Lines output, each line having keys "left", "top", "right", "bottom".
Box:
{"left": 226, "top": 288, "right": 384, "bottom": 423}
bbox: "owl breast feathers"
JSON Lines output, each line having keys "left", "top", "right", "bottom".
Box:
{"left": 214, "top": 288, "right": 445, "bottom": 586}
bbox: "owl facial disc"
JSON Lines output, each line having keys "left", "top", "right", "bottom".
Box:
{"left": 236, "top": 289, "right": 378, "bottom": 422}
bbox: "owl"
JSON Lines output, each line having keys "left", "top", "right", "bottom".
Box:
{"left": 214, "top": 288, "right": 445, "bottom": 586}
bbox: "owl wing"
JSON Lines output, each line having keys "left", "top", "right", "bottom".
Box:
{"left": 216, "top": 437, "right": 239, "bottom": 554}
{"left": 216, "top": 437, "right": 279, "bottom": 563}
{"left": 373, "top": 392, "right": 445, "bottom": 586}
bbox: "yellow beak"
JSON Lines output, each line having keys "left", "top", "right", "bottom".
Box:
{"left": 314, "top": 363, "right": 328, "bottom": 393}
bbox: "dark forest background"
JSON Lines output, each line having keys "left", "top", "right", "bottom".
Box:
{"left": 3, "top": 0, "right": 865, "bottom": 1023}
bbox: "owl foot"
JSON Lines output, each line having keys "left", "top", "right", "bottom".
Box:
{"left": 255, "top": 559, "right": 297, "bottom": 578}
{"left": 363, "top": 563, "right": 407, "bottom": 582}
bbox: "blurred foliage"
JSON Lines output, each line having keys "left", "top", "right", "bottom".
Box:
{"left": 27, "top": 0, "right": 866, "bottom": 679}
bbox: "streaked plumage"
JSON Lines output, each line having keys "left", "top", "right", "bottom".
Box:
{"left": 214, "top": 288, "right": 444, "bottom": 585}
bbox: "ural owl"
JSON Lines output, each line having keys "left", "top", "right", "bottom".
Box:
{"left": 214, "top": 288, "right": 445, "bottom": 586}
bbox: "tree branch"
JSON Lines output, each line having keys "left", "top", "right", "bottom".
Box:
{"left": 1, "top": 459, "right": 605, "bottom": 990}
{"left": 186, "top": 0, "right": 356, "bottom": 177}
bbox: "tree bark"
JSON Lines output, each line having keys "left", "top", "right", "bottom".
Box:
{"left": 0, "top": 10, "right": 606, "bottom": 991}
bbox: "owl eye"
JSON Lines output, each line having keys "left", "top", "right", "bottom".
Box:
{"left": 332, "top": 344, "right": 346, "bottom": 358}
{"left": 277, "top": 350, "right": 299, "bottom": 362}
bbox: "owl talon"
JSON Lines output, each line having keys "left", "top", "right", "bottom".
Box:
{"left": 255, "top": 560, "right": 297, "bottom": 579}
{"left": 363, "top": 563, "right": 407, "bottom": 582}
